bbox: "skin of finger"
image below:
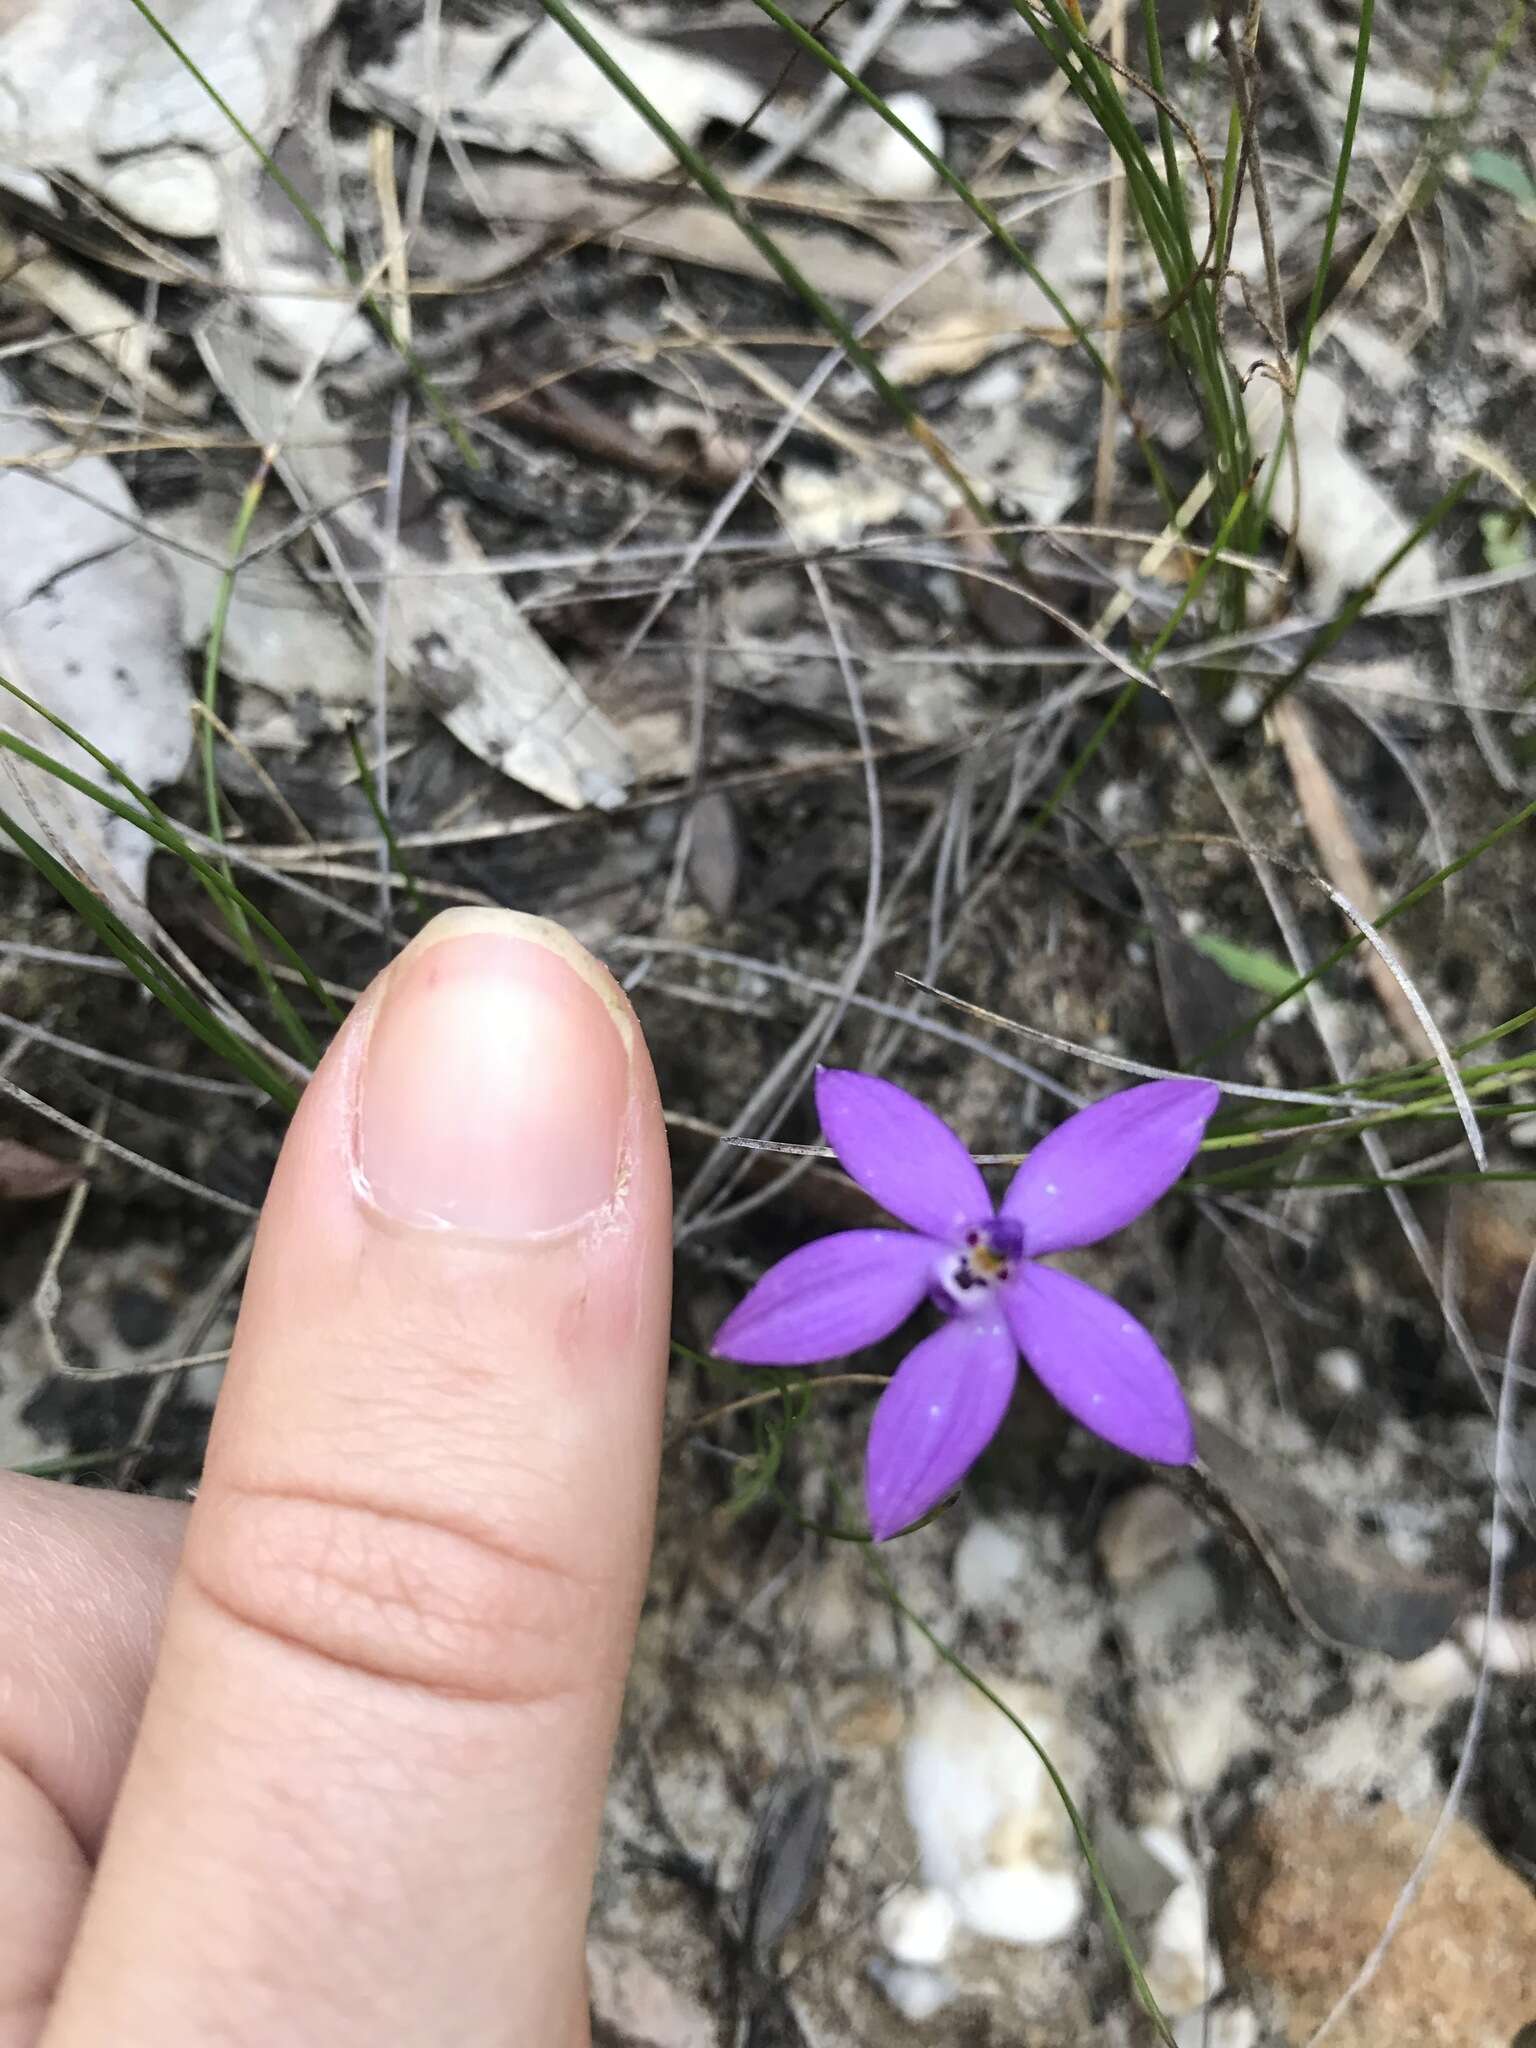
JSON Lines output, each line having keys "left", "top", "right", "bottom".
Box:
{"left": 0, "top": 1479, "right": 185, "bottom": 1852}
{"left": 0, "top": 1482, "right": 184, "bottom": 2048}
{"left": 43, "top": 928, "right": 673, "bottom": 2048}
{"left": 0, "top": 1762, "right": 87, "bottom": 2048}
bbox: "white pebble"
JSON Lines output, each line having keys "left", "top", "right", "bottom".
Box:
{"left": 1388, "top": 1641, "right": 1473, "bottom": 1707}
{"left": 1174, "top": 2003, "right": 1258, "bottom": 2048}
{"left": 877, "top": 1887, "right": 957, "bottom": 1968}
{"left": 829, "top": 92, "right": 944, "bottom": 199}
{"left": 1461, "top": 1614, "right": 1536, "bottom": 1676}
{"left": 953, "top": 1863, "right": 1083, "bottom": 1947}
{"left": 1316, "top": 1347, "right": 1365, "bottom": 1397}
{"left": 1507, "top": 1111, "right": 1536, "bottom": 1149}
{"left": 901, "top": 1676, "right": 1085, "bottom": 1948}
{"left": 1098, "top": 1486, "right": 1204, "bottom": 1589}
{"left": 1144, "top": 1879, "right": 1224, "bottom": 2017}
{"left": 953, "top": 1521, "right": 1028, "bottom": 1611}
{"left": 1121, "top": 1559, "right": 1220, "bottom": 1667}
{"left": 1221, "top": 680, "right": 1263, "bottom": 726}
{"left": 870, "top": 1959, "right": 958, "bottom": 2023}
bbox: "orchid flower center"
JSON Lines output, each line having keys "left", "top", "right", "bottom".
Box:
{"left": 932, "top": 1216, "right": 1025, "bottom": 1316}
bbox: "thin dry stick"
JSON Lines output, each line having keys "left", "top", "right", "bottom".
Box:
{"left": 1270, "top": 697, "right": 1433, "bottom": 1057}
{"left": 674, "top": 558, "right": 886, "bottom": 1234}
{"left": 1163, "top": 705, "right": 1497, "bottom": 1419}
{"left": 0, "top": 1073, "right": 260, "bottom": 1217}
{"left": 190, "top": 700, "right": 316, "bottom": 846}
{"left": 0, "top": 1010, "right": 262, "bottom": 1097}
{"left": 30, "top": 1108, "right": 104, "bottom": 1376}
{"left": 668, "top": 1373, "right": 891, "bottom": 1450}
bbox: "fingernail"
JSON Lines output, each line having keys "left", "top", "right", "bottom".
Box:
{"left": 353, "top": 910, "right": 633, "bottom": 1238}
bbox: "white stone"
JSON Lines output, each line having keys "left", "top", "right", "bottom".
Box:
{"left": 1144, "top": 1879, "right": 1224, "bottom": 2017}
{"left": 1508, "top": 1111, "right": 1536, "bottom": 1150}
{"left": 1221, "top": 680, "right": 1264, "bottom": 726}
{"left": 1099, "top": 1486, "right": 1205, "bottom": 1589}
{"left": 777, "top": 462, "right": 908, "bottom": 551}
{"left": 1139, "top": 1824, "right": 1198, "bottom": 1887}
{"left": 1315, "top": 1347, "right": 1365, "bottom": 1397}
{"left": 1121, "top": 1559, "right": 1220, "bottom": 1668}
{"left": 870, "top": 1959, "right": 958, "bottom": 2024}
{"left": 901, "top": 1676, "right": 1085, "bottom": 1946}
{"left": 99, "top": 149, "right": 221, "bottom": 237}
{"left": 1387, "top": 1641, "right": 1473, "bottom": 1707}
{"left": 827, "top": 92, "right": 944, "bottom": 200}
{"left": 953, "top": 1520, "right": 1028, "bottom": 1611}
{"left": 1151, "top": 1651, "right": 1259, "bottom": 1794}
{"left": 877, "top": 1887, "right": 958, "bottom": 1968}
{"left": 1173, "top": 2003, "right": 1258, "bottom": 2048}
{"left": 1461, "top": 1614, "right": 1536, "bottom": 1676}
{"left": 953, "top": 1862, "right": 1082, "bottom": 1946}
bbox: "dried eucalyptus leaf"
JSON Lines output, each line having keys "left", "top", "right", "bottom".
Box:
{"left": 1185, "top": 1417, "right": 1467, "bottom": 1660}
{"left": 0, "top": 1138, "right": 82, "bottom": 1201}
{"left": 196, "top": 313, "right": 631, "bottom": 814}
{"left": 738, "top": 1771, "right": 832, "bottom": 1967}
{"left": 0, "top": 373, "right": 190, "bottom": 913}
{"left": 686, "top": 791, "right": 741, "bottom": 920}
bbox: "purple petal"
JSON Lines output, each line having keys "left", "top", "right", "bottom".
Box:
{"left": 1004, "top": 1264, "right": 1195, "bottom": 1464}
{"left": 816, "top": 1068, "right": 991, "bottom": 1241}
{"left": 1001, "top": 1079, "right": 1220, "bottom": 1253}
{"left": 713, "top": 1229, "right": 939, "bottom": 1365}
{"left": 864, "top": 1315, "right": 1019, "bottom": 1540}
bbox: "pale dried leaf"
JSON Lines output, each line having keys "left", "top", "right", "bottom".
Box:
{"left": 1252, "top": 369, "right": 1439, "bottom": 615}
{"left": 196, "top": 313, "right": 631, "bottom": 812}
{"left": 153, "top": 496, "right": 380, "bottom": 743}
{"left": 0, "top": 0, "right": 344, "bottom": 234}
{"left": 353, "top": 5, "right": 939, "bottom": 195}
{"left": 686, "top": 791, "right": 741, "bottom": 920}
{"left": 0, "top": 373, "right": 191, "bottom": 910}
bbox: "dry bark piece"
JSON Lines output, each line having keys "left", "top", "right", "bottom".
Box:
{"left": 1269, "top": 697, "right": 1433, "bottom": 1058}
{"left": 1184, "top": 1417, "right": 1467, "bottom": 1660}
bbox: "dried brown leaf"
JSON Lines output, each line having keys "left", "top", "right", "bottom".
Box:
{"left": 0, "top": 1137, "right": 83, "bottom": 1201}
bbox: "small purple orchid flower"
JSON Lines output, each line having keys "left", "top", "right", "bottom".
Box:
{"left": 713, "top": 1069, "right": 1219, "bottom": 1541}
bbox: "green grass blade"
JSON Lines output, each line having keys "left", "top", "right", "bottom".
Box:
{"left": 0, "top": 801, "right": 300, "bottom": 1108}
{"left": 1296, "top": 0, "right": 1374, "bottom": 378}
{"left": 0, "top": 724, "right": 339, "bottom": 1039}
{"left": 346, "top": 722, "right": 427, "bottom": 921}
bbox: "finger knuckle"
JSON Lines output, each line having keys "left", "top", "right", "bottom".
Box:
{"left": 187, "top": 1484, "right": 606, "bottom": 1708}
